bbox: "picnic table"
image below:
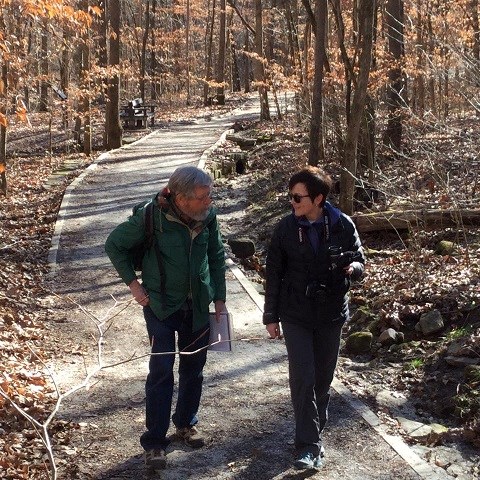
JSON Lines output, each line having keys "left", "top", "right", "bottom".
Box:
{"left": 120, "top": 98, "right": 155, "bottom": 129}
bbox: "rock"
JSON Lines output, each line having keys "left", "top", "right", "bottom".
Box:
{"left": 225, "top": 133, "right": 256, "bottom": 150}
{"left": 396, "top": 416, "right": 432, "bottom": 440}
{"left": 447, "top": 339, "right": 466, "bottom": 356}
{"left": 378, "top": 328, "right": 401, "bottom": 346}
{"left": 464, "top": 365, "right": 480, "bottom": 382}
{"left": 350, "top": 306, "right": 377, "bottom": 330}
{"left": 226, "top": 152, "right": 248, "bottom": 174}
{"left": 227, "top": 237, "right": 256, "bottom": 258}
{"left": 445, "top": 356, "right": 480, "bottom": 367}
{"left": 345, "top": 331, "right": 373, "bottom": 354}
{"left": 427, "top": 423, "right": 449, "bottom": 445}
{"left": 375, "top": 389, "right": 408, "bottom": 411}
{"left": 415, "top": 309, "right": 444, "bottom": 335}
{"left": 434, "top": 240, "right": 455, "bottom": 255}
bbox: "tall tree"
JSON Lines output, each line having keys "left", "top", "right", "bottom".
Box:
{"left": 39, "top": 20, "right": 49, "bottom": 112}
{"left": 254, "top": 0, "right": 270, "bottom": 120}
{"left": 204, "top": 0, "right": 216, "bottom": 105}
{"left": 215, "top": 0, "right": 227, "bottom": 104}
{"left": 140, "top": 0, "right": 152, "bottom": 101}
{"left": 0, "top": 62, "right": 7, "bottom": 196}
{"left": 106, "top": 0, "right": 122, "bottom": 150}
{"left": 150, "top": 0, "right": 158, "bottom": 101}
{"left": 339, "top": 0, "right": 375, "bottom": 215}
{"left": 308, "top": 0, "right": 327, "bottom": 165}
{"left": 384, "top": 0, "right": 405, "bottom": 152}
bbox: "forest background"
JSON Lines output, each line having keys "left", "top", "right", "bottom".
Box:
{"left": 0, "top": 0, "right": 479, "bottom": 479}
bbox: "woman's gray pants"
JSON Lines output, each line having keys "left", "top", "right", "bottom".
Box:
{"left": 282, "top": 320, "right": 343, "bottom": 457}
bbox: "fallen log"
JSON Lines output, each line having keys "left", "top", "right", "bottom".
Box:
{"left": 352, "top": 208, "right": 480, "bottom": 233}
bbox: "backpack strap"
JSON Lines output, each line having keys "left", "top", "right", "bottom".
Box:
{"left": 144, "top": 202, "right": 167, "bottom": 305}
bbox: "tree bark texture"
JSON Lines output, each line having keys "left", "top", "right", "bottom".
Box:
{"left": 384, "top": 0, "right": 405, "bottom": 152}
{"left": 39, "top": 21, "right": 49, "bottom": 112}
{"left": 215, "top": 0, "right": 226, "bottom": 105}
{"left": 308, "top": 0, "right": 327, "bottom": 166}
{"left": 204, "top": 0, "right": 216, "bottom": 105}
{"left": 339, "top": 0, "right": 375, "bottom": 215}
{"left": 353, "top": 209, "right": 480, "bottom": 233}
{"left": 106, "top": 0, "right": 122, "bottom": 150}
{"left": 0, "top": 63, "right": 7, "bottom": 196}
{"left": 254, "top": 0, "right": 270, "bottom": 120}
{"left": 140, "top": 0, "right": 151, "bottom": 101}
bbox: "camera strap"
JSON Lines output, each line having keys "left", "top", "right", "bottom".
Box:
{"left": 323, "top": 209, "right": 331, "bottom": 244}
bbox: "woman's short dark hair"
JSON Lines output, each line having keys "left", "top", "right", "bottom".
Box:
{"left": 288, "top": 166, "right": 332, "bottom": 207}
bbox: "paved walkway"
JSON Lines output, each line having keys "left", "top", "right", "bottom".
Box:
{"left": 47, "top": 101, "right": 452, "bottom": 479}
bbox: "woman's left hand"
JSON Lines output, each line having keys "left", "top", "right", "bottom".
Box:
{"left": 344, "top": 265, "right": 354, "bottom": 276}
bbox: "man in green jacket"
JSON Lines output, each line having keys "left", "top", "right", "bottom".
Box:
{"left": 105, "top": 166, "right": 227, "bottom": 470}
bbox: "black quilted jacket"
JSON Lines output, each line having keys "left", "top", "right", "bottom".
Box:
{"left": 263, "top": 207, "right": 365, "bottom": 327}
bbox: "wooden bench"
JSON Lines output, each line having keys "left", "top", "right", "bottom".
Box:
{"left": 120, "top": 98, "right": 155, "bottom": 129}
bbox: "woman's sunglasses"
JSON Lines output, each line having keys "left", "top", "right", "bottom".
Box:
{"left": 288, "top": 193, "right": 310, "bottom": 203}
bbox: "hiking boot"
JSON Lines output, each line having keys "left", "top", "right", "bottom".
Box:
{"left": 175, "top": 426, "right": 205, "bottom": 448}
{"left": 293, "top": 451, "right": 322, "bottom": 470}
{"left": 144, "top": 449, "right": 166, "bottom": 470}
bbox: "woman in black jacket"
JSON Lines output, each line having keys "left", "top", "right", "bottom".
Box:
{"left": 263, "top": 166, "right": 365, "bottom": 470}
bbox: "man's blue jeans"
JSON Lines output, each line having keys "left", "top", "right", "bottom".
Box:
{"left": 140, "top": 306, "right": 209, "bottom": 451}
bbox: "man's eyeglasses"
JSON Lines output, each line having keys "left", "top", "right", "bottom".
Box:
{"left": 288, "top": 193, "right": 310, "bottom": 203}
{"left": 192, "top": 191, "right": 212, "bottom": 202}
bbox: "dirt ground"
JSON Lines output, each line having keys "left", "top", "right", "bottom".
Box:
{"left": 40, "top": 107, "right": 475, "bottom": 480}
{"left": 2, "top": 95, "right": 478, "bottom": 479}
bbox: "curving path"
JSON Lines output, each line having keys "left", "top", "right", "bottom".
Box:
{"left": 46, "top": 98, "right": 451, "bottom": 480}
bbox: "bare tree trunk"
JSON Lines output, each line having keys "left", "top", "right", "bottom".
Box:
{"left": 204, "top": 0, "right": 216, "bottom": 105}
{"left": 254, "top": 0, "right": 270, "bottom": 120}
{"left": 140, "top": 0, "right": 151, "bottom": 101}
{"left": 339, "top": 0, "right": 375, "bottom": 215}
{"left": 302, "top": 22, "right": 312, "bottom": 114}
{"left": 216, "top": 0, "right": 226, "bottom": 105}
{"left": 384, "top": 0, "right": 405, "bottom": 153}
{"left": 308, "top": 0, "right": 327, "bottom": 165}
{"left": 413, "top": 0, "right": 425, "bottom": 116}
{"left": 106, "top": 0, "right": 122, "bottom": 150}
{"left": 81, "top": 40, "right": 92, "bottom": 156}
{"left": 39, "top": 21, "right": 49, "bottom": 112}
{"left": 150, "top": 0, "right": 158, "bottom": 101}
{"left": 230, "top": 29, "right": 241, "bottom": 92}
{"left": 244, "top": 29, "right": 251, "bottom": 93}
{"left": 427, "top": 13, "right": 436, "bottom": 116}
{"left": 472, "top": 0, "right": 480, "bottom": 63}
{"left": 185, "top": 0, "right": 192, "bottom": 105}
{"left": 0, "top": 63, "right": 7, "bottom": 196}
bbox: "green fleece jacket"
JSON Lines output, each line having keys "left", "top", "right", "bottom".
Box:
{"left": 105, "top": 196, "right": 226, "bottom": 331}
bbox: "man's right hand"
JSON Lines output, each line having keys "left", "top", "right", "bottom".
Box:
{"left": 129, "top": 279, "right": 149, "bottom": 306}
{"left": 266, "top": 322, "right": 282, "bottom": 339}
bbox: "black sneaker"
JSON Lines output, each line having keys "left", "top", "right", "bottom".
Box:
{"left": 144, "top": 449, "right": 166, "bottom": 469}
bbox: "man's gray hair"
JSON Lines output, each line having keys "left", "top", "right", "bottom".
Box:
{"left": 168, "top": 166, "right": 212, "bottom": 197}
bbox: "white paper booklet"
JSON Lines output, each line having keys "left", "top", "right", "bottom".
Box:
{"left": 208, "top": 312, "right": 233, "bottom": 352}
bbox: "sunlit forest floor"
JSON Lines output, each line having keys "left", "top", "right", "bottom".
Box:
{"left": 0, "top": 95, "right": 479, "bottom": 478}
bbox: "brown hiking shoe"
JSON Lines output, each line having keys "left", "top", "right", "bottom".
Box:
{"left": 175, "top": 426, "right": 206, "bottom": 448}
{"left": 144, "top": 449, "right": 166, "bottom": 470}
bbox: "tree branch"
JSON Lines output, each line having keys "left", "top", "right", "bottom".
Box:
{"left": 227, "top": 0, "right": 255, "bottom": 35}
